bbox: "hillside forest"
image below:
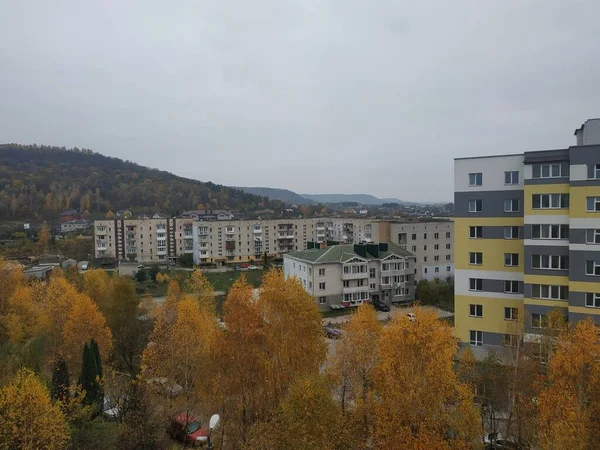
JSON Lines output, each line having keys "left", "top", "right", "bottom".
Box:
{"left": 0, "top": 144, "right": 284, "bottom": 221}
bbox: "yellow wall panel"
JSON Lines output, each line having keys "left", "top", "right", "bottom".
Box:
{"left": 524, "top": 274, "right": 569, "bottom": 286}
{"left": 455, "top": 295, "right": 524, "bottom": 342}
{"left": 569, "top": 186, "right": 600, "bottom": 218}
{"left": 569, "top": 306, "right": 600, "bottom": 316}
{"left": 524, "top": 183, "right": 570, "bottom": 216}
{"left": 523, "top": 298, "right": 568, "bottom": 308}
{"left": 568, "top": 281, "right": 600, "bottom": 294}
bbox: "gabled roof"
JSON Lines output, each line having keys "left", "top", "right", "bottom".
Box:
{"left": 286, "top": 242, "right": 414, "bottom": 264}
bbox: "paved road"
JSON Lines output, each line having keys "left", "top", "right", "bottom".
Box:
{"left": 323, "top": 305, "right": 453, "bottom": 325}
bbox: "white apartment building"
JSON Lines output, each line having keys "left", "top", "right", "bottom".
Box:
{"left": 388, "top": 220, "right": 455, "bottom": 280}
{"left": 94, "top": 216, "right": 384, "bottom": 264}
{"left": 283, "top": 242, "right": 416, "bottom": 310}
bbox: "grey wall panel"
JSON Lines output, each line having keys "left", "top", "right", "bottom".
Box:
{"left": 454, "top": 190, "right": 524, "bottom": 218}
{"left": 524, "top": 177, "right": 569, "bottom": 185}
{"left": 569, "top": 145, "right": 600, "bottom": 165}
{"left": 524, "top": 304, "right": 568, "bottom": 333}
{"left": 569, "top": 250, "right": 600, "bottom": 282}
{"left": 524, "top": 149, "right": 569, "bottom": 164}
{"left": 523, "top": 283, "right": 569, "bottom": 301}
{"left": 569, "top": 312, "right": 600, "bottom": 326}
{"left": 569, "top": 229, "right": 588, "bottom": 244}
{"left": 524, "top": 245, "right": 569, "bottom": 276}
{"left": 570, "top": 180, "right": 600, "bottom": 187}
{"left": 480, "top": 279, "right": 524, "bottom": 295}
{"left": 483, "top": 226, "right": 524, "bottom": 240}
{"left": 569, "top": 291, "right": 595, "bottom": 308}
{"left": 483, "top": 331, "right": 505, "bottom": 347}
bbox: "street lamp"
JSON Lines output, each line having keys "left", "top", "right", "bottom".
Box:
{"left": 197, "top": 414, "right": 220, "bottom": 450}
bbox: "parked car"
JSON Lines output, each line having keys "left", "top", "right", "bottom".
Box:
{"left": 102, "top": 397, "right": 120, "bottom": 421}
{"left": 248, "top": 265, "right": 259, "bottom": 270}
{"left": 376, "top": 302, "right": 390, "bottom": 312}
{"left": 323, "top": 325, "right": 342, "bottom": 339}
{"left": 137, "top": 264, "right": 145, "bottom": 269}
{"left": 169, "top": 413, "right": 209, "bottom": 446}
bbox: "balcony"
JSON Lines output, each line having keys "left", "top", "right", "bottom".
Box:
{"left": 225, "top": 228, "right": 235, "bottom": 235}
{"left": 157, "top": 249, "right": 167, "bottom": 255}
{"left": 126, "top": 247, "right": 137, "bottom": 254}
{"left": 184, "top": 247, "right": 193, "bottom": 254}
{"left": 157, "top": 233, "right": 166, "bottom": 241}
{"left": 198, "top": 228, "right": 209, "bottom": 236}
{"left": 96, "top": 240, "right": 107, "bottom": 250}
{"left": 96, "top": 227, "right": 107, "bottom": 235}
{"left": 342, "top": 286, "right": 370, "bottom": 294}
{"left": 253, "top": 228, "right": 262, "bottom": 234}
{"left": 126, "top": 234, "right": 136, "bottom": 240}
{"left": 198, "top": 250, "right": 209, "bottom": 257}
{"left": 316, "top": 225, "right": 325, "bottom": 231}
{"left": 184, "top": 232, "right": 193, "bottom": 239}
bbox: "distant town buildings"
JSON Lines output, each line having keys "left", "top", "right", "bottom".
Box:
{"left": 283, "top": 242, "right": 416, "bottom": 310}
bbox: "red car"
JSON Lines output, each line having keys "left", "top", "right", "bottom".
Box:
{"left": 169, "top": 413, "right": 209, "bottom": 446}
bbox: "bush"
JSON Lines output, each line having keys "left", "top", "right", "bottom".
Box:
{"left": 135, "top": 269, "right": 148, "bottom": 283}
{"left": 178, "top": 253, "right": 194, "bottom": 268}
{"left": 148, "top": 265, "right": 160, "bottom": 282}
{"left": 156, "top": 273, "right": 170, "bottom": 284}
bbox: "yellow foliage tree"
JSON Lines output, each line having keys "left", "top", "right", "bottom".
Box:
{"left": 373, "top": 307, "right": 482, "bottom": 449}
{"left": 185, "top": 269, "right": 215, "bottom": 314}
{"left": 1, "top": 285, "right": 48, "bottom": 344}
{"left": 105, "top": 210, "right": 114, "bottom": 219}
{"left": 0, "top": 257, "right": 25, "bottom": 316}
{"left": 82, "top": 269, "right": 112, "bottom": 315}
{"left": 0, "top": 368, "right": 70, "bottom": 449}
{"left": 537, "top": 318, "right": 600, "bottom": 449}
{"left": 155, "top": 272, "right": 170, "bottom": 284}
{"left": 38, "top": 221, "right": 50, "bottom": 249}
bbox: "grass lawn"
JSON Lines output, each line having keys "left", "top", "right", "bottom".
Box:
{"left": 204, "top": 270, "right": 264, "bottom": 292}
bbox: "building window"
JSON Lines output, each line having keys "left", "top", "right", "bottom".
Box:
{"left": 587, "top": 197, "right": 600, "bottom": 212}
{"left": 469, "top": 252, "right": 483, "bottom": 265}
{"left": 446, "top": 232, "right": 451, "bottom": 238}
{"left": 369, "top": 283, "right": 376, "bottom": 290}
{"left": 446, "top": 255, "right": 451, "bottom": 261}
{"left": 411, "top": 233, "right": 417, "bottom": 240}
{"left": 319, "top": 296, "right": 326, "bottom": 305}
{"left": 309, "top": 281, "right": 312, "bottom": 289}
{"left": 504, "top": 280, "right": 519, "bottom": 294}
{"left": 532, "top": 194, "right": 569, "bottom": 209}
{"left": 532, "top": 224, "right": 569, "bottom": 240}
{"left": 504, "top": 199, "right": 519, "bottom": 212}
{"left": 308, "top": 267, "right": 312, "bottom": 276}
{"left": 587, "top": 164, "right": 600, "bottom": 179}
{"left": 434, "top": 267, "right": 439, "bottom": 273}
{"left": 504, "top": 253, "right": 519, "bottom": 267}
{"left": 319, "top": 282, "right": 326, "bottom": 290}
{"left": 586, "top": 229, "right": 600, "bottom": 244}
{"left": 319, "top": 268, "right": 325, "bottom": 276}
{"left": 585, "top": 260, "right": 600, "bottom": 276}
{"left": 434, "top": 244, "right": 439, "bottom": 250}
{"left": 585, "top": 293, "right": 600, "bottom": 308}
{"left": 469, "top": 278, "right": 482, "bottom": 291}
{"left": 423, "top": 257, "right": 427, "bottom": 262}
{"left": 532, "top": 163, "right": 568, "bottom": 178}
{"left": 504, "top": 307, "right": 518, "bottom": 320}
{"left": 469, "top": 304, "right": 483, "bottom": 317}
{"left": 446, "top": 266, "right": 451, "bottom": 271}
{"left": 446, "top": 243, "right": 451, "bottom": 249}
{"left": 411, "top": 245, "right": 417, "bottom": 251}
{"left": 424, "top": 268, "right": 427, "bottom": 274}
{"left": 469, "top": 173, "right": 482, "bottom": 186}
{"left": 504, "top": 226, "right": 519, "bottom": 239}
{"left": 424, "top": 245, "right": 427, "bottom": 251}
{"left": 468, "top": 200, "right": 483, "bottom": 212}
{"left": 469, "top": 330, "right": 483, "bottom": 346}
{"left": 532, "top": 284, "right": 568, "bottom": 300}
{"left": 531, "top": 313, "right": 548, "bottom": 329}
{"left": 532, "top": 254, "right": 568, "bottom": 270}
{"left": 424, "top": 233, "right": 427, "bottom": 239}
{"left": 469, "top": 226, "right": 483, "bottom": 238}
{"left": 369, "top": 268, "right": 376, "bottom": 278}
{"left": 434, "top": 233, "right": 439, "bottom": 239}
{"left": 504, "top": 334, "right": 519, "bottom": 347}
{"left": 434, "top": 255, "right": 439, "bottom": 261}
{"left": 504, "top": 171, "right": 519, "bottom": 185}
{"left": 343, "top": 280, "right": 350, "bottom": 287}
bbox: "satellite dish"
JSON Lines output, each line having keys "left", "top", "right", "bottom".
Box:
{"left": 209, "top": 414, "right": 220, "bottom": 430}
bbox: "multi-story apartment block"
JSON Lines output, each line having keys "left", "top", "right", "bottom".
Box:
{"left": 94, "top": 216, "right": 385, "bottom": 264}
{"left": 388, "top": 220, "right": 454, "bottom": 280}
{"left": 454, "top": 118, "right": 600, "bottom": 356}
{"left": 283, "top": 242, "right": 416, "bottom": 310}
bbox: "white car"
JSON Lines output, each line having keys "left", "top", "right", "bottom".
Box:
{"left": 248, "top": 265, "right": 259, "bottom": 270}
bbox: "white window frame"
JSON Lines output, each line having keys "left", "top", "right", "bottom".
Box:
{"left": 318, "top": 296, "right": 326, "bottom": 305}
{"left": 469, "top": 304, "right": 483, "bottom": 317}
{"left": 585, "top": 229, "right": 600, "bottom": 244}
{"left": 504, "top": 253, "right": 519, "bottom": 267}
{"left": 587, "top": 164, "right": 600, "bottom": 180}
{"left": 504, "top": 334, "right": 519, "bottom": 347}
{"left": 531, "top": 284, "right": 568, "bottom": 300}
{"left": 532, "top": 224, "right": 569, "bottom": 240}
{"left": 585, "top": 260, "right": 600, "bottom": 276}
{"left": 469, "top": 226, "right": 483, "bottom": 238}
{"left": 504, "top": 280, "right": 519, "bottom": 294}
{"left": 587, "top": 197, "right": 600, "bottom": 212}
{"left": 532, "top": 193, "right": 569, "bottom": 210}
{"left": 469, "top": 278, "right": 483, "bottom": 291}
{"left": 319, "top": 282, "right": 326, "bottom": 290}
{"left": 504, "top": 199, "right": 519, "bottom": 213}
{"left": 446, "top": 255, "right": 451, "bottom": 261}
{"left": 532, "top": 163, "right": 565, "bottom": 179}
{"left": 504, "top": 171, "right": 519, "bottom": 185}
{"left": 504, "top": 226, "right": 519, "bottom": 239}
{"left": 531, "top": 313, "right": 547, "bottom": 329}
{"left": 469, "top": 173, "right": 482, "bottom": 186}
{"left": 504, "top": 307, "right": 518, "bottom": 320}
{"left": 585, "top": 293, "right": 600, "bottom": 308}
{"left": 468, "top": 200, "right": 483, "bottom": 213}
{"left": 532, "top": 254, "right": 568, "bottom": 270}
{"left": 446, "top": 232, "right": 451, "bottom": 238}
{"left": 469, "top": 330, "right": 483, "bottom": 346}
{"left": 469, "top": 252, "right": 483, "bottom": 265}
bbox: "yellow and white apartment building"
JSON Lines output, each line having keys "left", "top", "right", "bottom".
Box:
{"left": 454, "top": 118, "right": 600, "bottom": 355}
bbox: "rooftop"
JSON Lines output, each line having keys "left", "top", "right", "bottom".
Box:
{"left": 286, "top": 242, "right": 414, "bottom": 264}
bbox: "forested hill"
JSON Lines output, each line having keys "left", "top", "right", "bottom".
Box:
{"left": 0, "top": 144, "right": 284, "bottom": 221}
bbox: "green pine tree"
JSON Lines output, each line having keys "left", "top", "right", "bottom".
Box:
{"left": 51, "top": 357, "right": 70, "bottom": 403}
{"left": 90, "top": 338, "right": 103, "bottom": 379}
{"left": 78, "top": 342, "right": 102, "bottom": 413}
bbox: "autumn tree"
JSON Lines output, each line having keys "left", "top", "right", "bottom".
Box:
{"left": 328, "top": 303, "right": 381, "bottom": 445}
{"left": 537, "top": 318, "right": 600, "bottom": 449}
{"left": 38, "top": 221, "right": 50, "bottom": 249}
{"left": 0, "top": 257, "right": 25, "bottom": 316}
{"left": 0, "top": 368, "right": 70, "bottom": 449}
{"left": 78, "top": 342, "right": 103, "bottom": 412}
{"left": 185, "top": 269, "right": 215, "bottom": 314}
{"left": 51, "top": 357, "right": 71, "bottom": 404}
{"left": 373, "top": 307, "right": 482, "bottom": 448}
{"left": 83, "top": 269, "right": 113, "bottom": 316}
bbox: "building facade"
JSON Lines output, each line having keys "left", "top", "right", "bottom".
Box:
{"left": 454, "top": 118, "right": 600, "bottom": 356}
{"left": 283, "top": 242, "right": 416, "bottom": 310}
{"left": 94, "top": 216, "right": 384, "bottom": 264}
{"left": 388, "top": 220, "right": 454, "bottom": 280}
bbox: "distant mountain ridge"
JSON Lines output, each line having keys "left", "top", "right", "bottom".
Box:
{"left": 234, "top": 187, "right": 315, "bottom": 204}
{"left": 301, "top": 193, "right": 414, "bottom": 205}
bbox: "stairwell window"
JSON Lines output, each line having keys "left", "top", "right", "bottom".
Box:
{"left": 469, "top": 173, "right": 482, "bottom": 186}
{"left": 585, "top": 261, "right": 600, "bottom": 276}
{"left": 504, "top": 199, "right": 520, "bottom": 213}
{"left": 504, "top": 280, "right": 519, "bottom": 294}
{"left": 587, "top": 197, "right": 600, "bottom": 212}
{"left": 532, "top": 194, "right": 569, "bottom": 209}
{"left": 585, "top": 293, "right": 600, "bottom": 308}
{"left": 469, "top": 252, "right": 483, "bottom": 265}
{"left": 469, "top": 226, "right": 483, "bottom": 238}
{"left": 504, "top": 171, "right": 519, "bottom": 185}
{"left": 470, "top": 330, "right": 483, "bottom": 346}
{"left": 504, "top": 226, "right": 520, "bottom": 239}
{"left": 469, "top": 200, "right": 483, "bottom": 212}
{"left": 319, "top": 282, "right": 326, "bottom": 290}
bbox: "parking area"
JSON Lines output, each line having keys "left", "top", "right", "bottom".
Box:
{"left": 322, "top": 305, "right": 453, "bottom": 325}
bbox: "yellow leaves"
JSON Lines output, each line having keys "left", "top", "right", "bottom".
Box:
{"left": 0, "top": 368, "right": 70, "bottom": 450}
{"left": 83, "top": 269, "right": 112, "bottom": 314}
{"left": 155, "top": 272, "right": 170, "bottom": 284}
{"left": 1, "top": 285, "right": 47, "bottom": 344}
{"left": 185, "top": 269, "right": 215, "bottom": 314}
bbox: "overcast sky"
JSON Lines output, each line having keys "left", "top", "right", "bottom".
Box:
{"left": 1, "top": 1, "right": 600, "bottom": 203}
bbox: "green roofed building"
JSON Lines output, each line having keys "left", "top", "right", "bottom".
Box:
{"left": 283, "top": 242, "right": 416, "bottom": 310}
